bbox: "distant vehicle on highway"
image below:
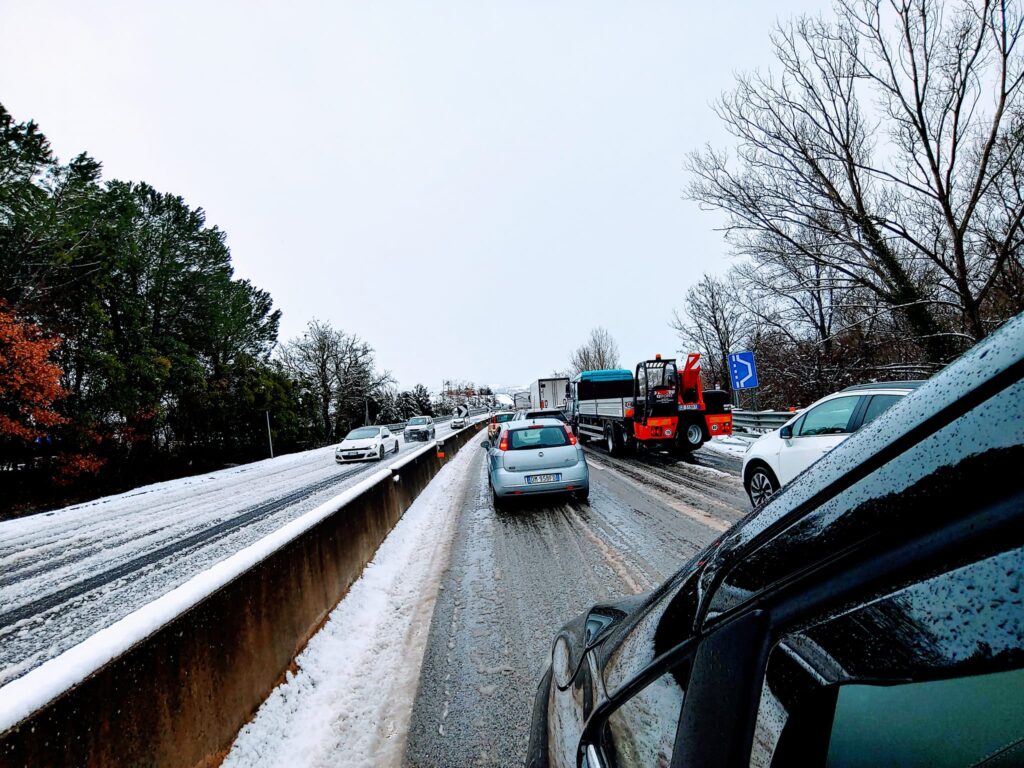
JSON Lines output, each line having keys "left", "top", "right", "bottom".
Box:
{"left": 529, "top": 377, "right": 569, "bottom": 410}
{"left": 487, "top": 410, "right": 516, "bottom": 441}
{"left": 526, "top": 315, "right": 1024, "bottom": 768}
{"left": 482, "top": 418, "right": 589, "bottom": 508}
{"left": 742, "top": 380, "right": 925, "bottom": 505}
{"left": 334, "top": 426, "right": 399, "bottom": 463}
{"left": 450, "top": 405, "right": 470, "bottom": 429}
{"left": 565, "top": 353, "right": 732, "bottom": 456}
{"left": 403, "top": 416, "right": 436, "bottom": 442}
{"left": 512, "top": 408, "right": 568, "bottom": 423}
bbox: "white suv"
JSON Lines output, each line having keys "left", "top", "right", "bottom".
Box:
{"left": 742, "top": 381, "right": 925, "bottom": 506}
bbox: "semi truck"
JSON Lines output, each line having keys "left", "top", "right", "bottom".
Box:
{"left": 565, "top": 353, "right": 732, "bottom": 455}
{"left": 529, "top": 377, "right": 570, "bottom": 410}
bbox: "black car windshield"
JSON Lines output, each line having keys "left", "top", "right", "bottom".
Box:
{"left": 408, "top": 417, "right": 429, "bottom": 425}
{"left": 495, "top": 413, "right": 515, "bottom": 423}
{"left": 526, "top": 411, "right": 566, "bottom": 422}
{"left": 347, "top": 427, "right": 379, "bottom": 439}
{"left": 509, "top": 426, "right": 570, "bottom": 450}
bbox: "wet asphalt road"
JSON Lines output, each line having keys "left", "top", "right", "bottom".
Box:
{"left": 403, "top": 443, "right": 749, "bottom": 767}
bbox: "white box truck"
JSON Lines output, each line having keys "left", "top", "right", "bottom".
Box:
{"left": 529, "top": 377, "right": 569, "bottom": 410}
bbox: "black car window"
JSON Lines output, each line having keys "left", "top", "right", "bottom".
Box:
{"left": 824, "top": 668, "right": 1024, "bottom": 767}
{"left": 795, "top": 396, "right": 860, "bottom": 436}
{"left": 602, "top": 662, "right": 689, "bottom": 768}
{"left": 750, "top": 542, "right": 1024, "bottom": 768}
{"left": 525, "top": 410, "right": 566, "bottom": 422}
{"left": 508, "top": 426, "right": 569, "bottom": 450}
{"left": 858, "top": 394, "right": 901, "bottom": 428}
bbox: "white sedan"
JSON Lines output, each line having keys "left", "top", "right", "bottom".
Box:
{"left": 335, "top": 426, "right": 400, "bottom": 463}
{"left": 742, "top": 381, "right": 924, "bottom": 505}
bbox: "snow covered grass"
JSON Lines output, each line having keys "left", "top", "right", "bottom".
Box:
{"left": 224, "top": 433, "right": 477, "bottom": 768}
{"left": 704, "top": 434, "right": 757, "bottom": 459}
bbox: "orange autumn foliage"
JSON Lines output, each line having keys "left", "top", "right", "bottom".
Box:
{"left": 0, "top": 302, "right": 67, "bottom": 442}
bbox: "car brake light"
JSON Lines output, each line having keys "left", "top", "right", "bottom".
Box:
{"left": 498, "top": 433, "right": 509, "bottom": 451}
{"left": 563, "top": 425, "right": 577, "bottom": 445}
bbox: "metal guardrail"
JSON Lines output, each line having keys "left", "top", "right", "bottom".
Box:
{"left": 731, "top": 409, "right": 799, "bottom": 433}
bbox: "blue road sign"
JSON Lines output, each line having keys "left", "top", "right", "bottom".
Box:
{"left": 728, "top": 351, "right": 759, "bottom": 390}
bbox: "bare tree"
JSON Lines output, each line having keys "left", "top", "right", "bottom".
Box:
{"left": 568, "top": 327, "right": 621, "bottom": 375}
{"left": 278, "top": 319, "right": 391, "bottom": 441}
{"left": 671, "top": 274, "right": 749, "bottom": 389}
{"left": 686, "top": 0, "right": 1024, "bottom": 365}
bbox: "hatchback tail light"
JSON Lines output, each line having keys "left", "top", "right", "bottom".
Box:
{"left": 498, "top": 432, "right": 509, "bottom": 451}
{"left": 564, "top": 425, "right": 577, "bottom": 445}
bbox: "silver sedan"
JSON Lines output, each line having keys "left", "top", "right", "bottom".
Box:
{"left": 482, "top": 418, "right": 589, "bottom": 508}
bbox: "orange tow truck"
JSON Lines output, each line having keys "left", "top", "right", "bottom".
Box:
{"left": 566, "top": 353, "right": 732, "bottom": 455}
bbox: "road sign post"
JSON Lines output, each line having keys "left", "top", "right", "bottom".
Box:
{"left": 727, "top": 351, "right": 760, "bottom": 393}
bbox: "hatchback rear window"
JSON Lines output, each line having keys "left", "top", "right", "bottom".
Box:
{"left": 508, "top": 426, "right": 570, "bottom": 450}
{"left": 494, "top": 413, "right": 515, "bottom": 423}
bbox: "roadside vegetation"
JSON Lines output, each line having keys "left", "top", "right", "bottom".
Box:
{"left": 0, "top": 105, "right": 453, "bottom": 516}
{"left": 674, "top": 0, "right": 1024, "bottom": 409}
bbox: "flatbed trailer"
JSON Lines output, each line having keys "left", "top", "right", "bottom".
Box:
{"left": 567, "top": 354, "right": 732, "bottom": 455}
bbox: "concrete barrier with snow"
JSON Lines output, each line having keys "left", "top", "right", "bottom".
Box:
{"left": 0, "top": 422, "right": 485, "bottom": 768}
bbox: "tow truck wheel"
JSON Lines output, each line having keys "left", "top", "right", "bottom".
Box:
{"left": 684, "top": 423, "right": 704, "bottom": 449}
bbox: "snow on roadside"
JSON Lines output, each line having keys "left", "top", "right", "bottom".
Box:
{"left": 703, "top": 435, "right": 756, "bottom": 458}
{"left": 223, "top": 435, "right": 478, "bottom": 768}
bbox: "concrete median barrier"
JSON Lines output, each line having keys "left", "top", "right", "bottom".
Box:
{"left": 0, "top": 422, "right": 485, "bottom": 768}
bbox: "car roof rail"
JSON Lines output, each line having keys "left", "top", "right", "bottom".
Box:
{"left": 839, "top": 380, "right": 928, "bottom": 392}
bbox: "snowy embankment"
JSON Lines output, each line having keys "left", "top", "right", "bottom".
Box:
{"left": 703, "top": 434, "right": 757, "bottom": 459}
{"left": 0, "top": 460, "right": 413, "bottom": 735}
{"left": 0, "top": 420, "right": 470, "bottom": 688}
{"left": 224, "top": 435, "right": 477, "bottom": 768}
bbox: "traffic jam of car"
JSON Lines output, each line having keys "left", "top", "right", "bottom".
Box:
{"left": 518, "top": 326, "right": 1024, "bottom": 768}
{"left": 328, "top": 331, "right": 1024, "bottom": 767}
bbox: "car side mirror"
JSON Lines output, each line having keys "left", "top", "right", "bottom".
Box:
{"left": 780, "top": 425, "right": 793, "bottom": 439}
{"left": 480, "top": 439, "right": 491, "bottom": 449}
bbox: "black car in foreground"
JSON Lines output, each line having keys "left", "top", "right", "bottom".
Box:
{"left": 528, "top": 314, "right": 1024, "bottom": 768}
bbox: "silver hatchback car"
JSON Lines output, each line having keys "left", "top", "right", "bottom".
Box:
{"left": 482, "top": 418, "right": 589, "bottom": 508}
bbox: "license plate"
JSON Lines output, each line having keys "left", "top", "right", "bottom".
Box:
{"left": 527, "top": 473, "right": 560, "bottom": 484}
{"left": 345, "top": 453, "right": 360, "bottom": 458}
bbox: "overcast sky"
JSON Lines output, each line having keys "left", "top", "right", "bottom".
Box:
{"left": 1, "top": 0, "right": 823, "bottom": 391}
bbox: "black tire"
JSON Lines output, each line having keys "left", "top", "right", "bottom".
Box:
{"left": 393, "top": 440, "right": 399, "bottom": 454}
{"left": 605, "top": 425, "right": 620, "bottom": 456}
{"left": 745, "top": 463, "right": 780, "bottom": 506}
{"left": 378, "top": 446, "right": 385, "bottom": 460}
{"left": 574, "top": 487, "right": 590, "bottom": 503}
{"left": 492, "top": 488, "right": 505, "bottom": 511}
{"left": 681, "top": 421, "right": 704, "bottom": 450}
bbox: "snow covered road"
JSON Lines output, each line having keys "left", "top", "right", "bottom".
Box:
{"left": 0, "top": 420, "right": 471, "bottom": 688}
{"left": 224, "top": 428, "right": 478, "bottom": 768}
{"left": 216, "top": 436, "right": 748, "bottom": 768}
